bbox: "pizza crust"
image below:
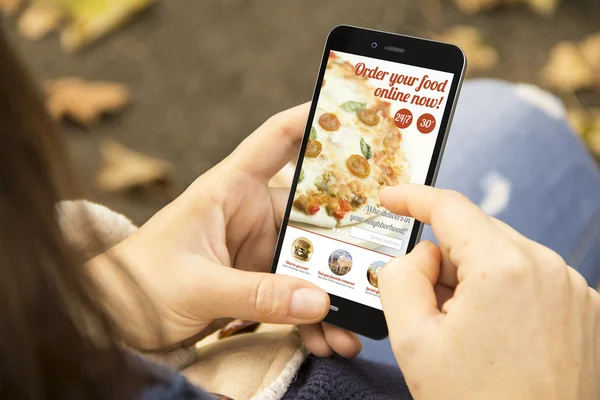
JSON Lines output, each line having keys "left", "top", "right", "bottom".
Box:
{"left": 290, "top": 209, "right": 336, "bottom": 229}
{"left": 337, "top": 199, "right": 379, "bottom": 227}
{"left": 289, "top": 199, "right": 379, "bottom": 229}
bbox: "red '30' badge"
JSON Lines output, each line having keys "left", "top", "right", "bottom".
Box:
{"left": 417, "top": 113, "right": 436, "bottom": 134}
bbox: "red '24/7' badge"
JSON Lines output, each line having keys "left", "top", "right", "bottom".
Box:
{"left": 394, "top": 108, "right": 413, "bottom": 129}
{"left": 417, "top": 113, "right": 436, "bottom": 134}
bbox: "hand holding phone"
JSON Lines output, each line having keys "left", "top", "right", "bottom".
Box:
{"left": 378, "top": 185, "right": 600, "bottom": 399}
{"left": 271, "top": 25, "right": 466, "bottom": 339}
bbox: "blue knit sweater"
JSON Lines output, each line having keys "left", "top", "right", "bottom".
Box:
{"left": 141, "top": 354, "right": 412, "bottom": 400}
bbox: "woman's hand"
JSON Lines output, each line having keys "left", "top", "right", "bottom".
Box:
{"left": 91, "top": 104, "right": 361, "bottom": 358}
{"left": 378, "top": 185, "right": 600, "bottom": 400}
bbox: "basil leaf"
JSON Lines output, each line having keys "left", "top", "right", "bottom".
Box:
{"left": 309, "top": 126, "right": 317, "bottom": 139}
{"left": 299, "top": 168, "right": 305, "bottom": 182}
{"left": 341, "top": 101, "right": 366, "bottom": 112}
{"left": 360, "top": 138, "right": 372, "bottom": 160}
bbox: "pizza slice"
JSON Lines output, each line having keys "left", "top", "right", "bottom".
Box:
{"left": 290, "top": 52, "right": 411, "bottom": 229}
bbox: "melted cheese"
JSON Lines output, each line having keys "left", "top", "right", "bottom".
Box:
{"left": 292, "top": 56, "right": 411, "bottom": 225}
{"left": 313, "top": 66, "right": 383, "bottom": 195}
{"left": 297, "top": 156, "right": 327, "bottom": 194}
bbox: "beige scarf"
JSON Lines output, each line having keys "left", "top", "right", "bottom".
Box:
{"left": 57, "top": 199, "right": 307, "bottom": 400}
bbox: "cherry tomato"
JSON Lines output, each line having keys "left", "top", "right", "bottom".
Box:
{"left": 332, "top": 209, "right": 345, "bottom": 220}
{"left": 339, "top": 199, "right": 351, "bottom": 212}
{"left": 347, "top": 155, "right": 371, "bottom": 178}
{"left": 305, "top": 139, "right": 322, "bottom": 158}
{"left": 318, "top": 113, "right": 340, "bottom": 131}
{"left": 308, "top": 204, "right": 320, "bottom": 215}
{"left": 357, "top": 109, "right": 380, "bottom": 126}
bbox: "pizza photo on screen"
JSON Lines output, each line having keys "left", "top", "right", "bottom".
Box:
{"left": 291, "top": 52, "right": 411, "bottom": 231}
{"left": 276, "top": 47, "right": 455, "bottom": 310}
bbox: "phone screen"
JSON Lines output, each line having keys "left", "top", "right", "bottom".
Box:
{"left": 273, "top": 48, "right": 457, "bottom": 311}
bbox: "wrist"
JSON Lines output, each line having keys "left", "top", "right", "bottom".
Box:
{"left": 85, "top": 242, "right": 162, "bottom": 350}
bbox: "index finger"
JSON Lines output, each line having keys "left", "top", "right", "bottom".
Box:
{"left": 230, "top": 102, "right": 310, "bottom": 181}
{"left": 379, "top": 184, "right": 512, "bottom": 274}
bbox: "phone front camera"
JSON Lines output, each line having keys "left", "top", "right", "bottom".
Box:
{"left": 371, "top": 42, "right": 378, "bottom": 49}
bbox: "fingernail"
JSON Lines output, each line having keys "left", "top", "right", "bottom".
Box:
{"left": 290, "top": 288, "right": 327, "bottom": 320}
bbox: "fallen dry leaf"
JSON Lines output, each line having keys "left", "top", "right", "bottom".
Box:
{"left": 0, "top": 0, "right": 23, "bottom": 15}
{"left": 583, "top": 110, "right": 600, "bottom": 159}
{"left": 526, "top": 0, "right": 560, "bottom": 15}
{"left": 566, "top": 108, "right": 590, "bottom": 137}
{"left": 434, "top": 26, "right": 498, "bottom": 73}
{"left": 580, "top": 32, "right": 600, "bottom": 74}
{"left": 55, "top": 0, "right": 153, "bottom": 51}
{"left": 566, "top": 108, "right": 600, "bottom": 158}
{"left": 452, "top": 0, "right": 503, "bottom": 14}
{"left": 18, "top": 1, "right": 64, "bottom": 40}
{"left": 97, "top": 139, "right": 173, "bottom": 192}
{"left": 541, "top": 41, "right": 596, "bottom": 92}
{"left": 46, "top": 78, "right": 131, "bottom": 126}
{"left": 452, "top": 0, "right": 559, "bottom": 15}
{"left": 587, "top": 130, "right": 600, "bottom": 159}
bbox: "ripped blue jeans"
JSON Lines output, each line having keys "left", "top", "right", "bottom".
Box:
{"left": 361, "top": 79, "right": 600, "bottom": 366}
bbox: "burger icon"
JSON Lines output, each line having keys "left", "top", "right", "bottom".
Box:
{"left": 291, "top": 237, "right": 313, "bottom": 262}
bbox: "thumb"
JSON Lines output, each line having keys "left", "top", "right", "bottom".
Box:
{"left": 200, "top": 266, "right": 330, "bottom": 324}
{"left": 379, "top": 241, "right": 442, "bottom": 331}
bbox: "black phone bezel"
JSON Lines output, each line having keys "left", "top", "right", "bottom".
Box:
{"left": 270, "top": 25, "right": 466, "bottom": 340}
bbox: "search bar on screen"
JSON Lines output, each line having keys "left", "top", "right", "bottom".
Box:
{"left": 349, "top": 227, "right": 403, "bottom": 250}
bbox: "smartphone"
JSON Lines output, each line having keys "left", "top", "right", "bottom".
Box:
{"left": 270, "top": 25, "right": 465, "bottom": 339}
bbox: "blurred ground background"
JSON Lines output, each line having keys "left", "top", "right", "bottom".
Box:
{"left": 2, "top": 0, "right": 600, "bottom": 225}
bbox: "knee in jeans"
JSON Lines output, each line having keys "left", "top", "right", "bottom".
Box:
{"left": 512, "top": 83, "right": 566, "bottom": 120}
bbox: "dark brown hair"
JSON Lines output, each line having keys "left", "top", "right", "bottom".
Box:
{"left": 0, "top": 26, "right": 142, "bottom": 398}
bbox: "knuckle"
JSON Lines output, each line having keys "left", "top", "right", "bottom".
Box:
{"left": 430, "top": 199, "right": 453, "bottom": 226}
{"left": 419, "top": 240, "right": 438, "bottom": 253}
{"left": 249, "top": 278, "right": 277, "bottom": 319}
{"left": 379, "top": 258, "right": 410, "bottom": 287}
{"left": 266, "top": 111, "right": 294, "bottom": 140}
{"left": 443, "top": 189, "right": 470, "bottom": 205}
{"left": 431, "top": 190, "right": 470, "bottom": 223}
{"left": 535, "top": 247, "right": 567, "bottom": 270}
{"left": 493, "top": 248, "right": 532, "bottom": 281}
{"left": 567, "top": 267, "right": 590, "bottom": 296}
{"left": 588, "top": 287, "right": 600, "bottom": 309}
{"left": 265, "top": 110, "right": 284, "bottom": 126}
